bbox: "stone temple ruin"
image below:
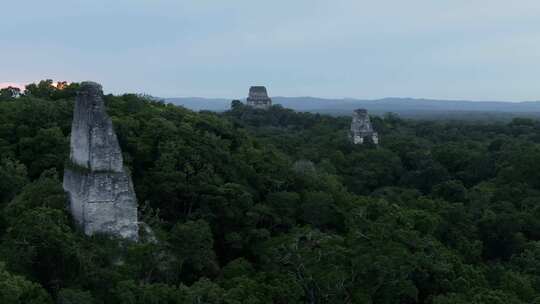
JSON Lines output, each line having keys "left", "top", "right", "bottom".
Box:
{"left": 63, "top": 82, "right": 138, "bottom": 241}
{"left": 246, "top": 86, "right": 272, "bottom": 109}
{"left": 350, "top": 109, "right": 379, "bottom": 145}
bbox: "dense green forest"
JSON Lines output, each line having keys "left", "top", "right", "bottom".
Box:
{"left": 2, "top": 80, "right": 540, "bottom": 303}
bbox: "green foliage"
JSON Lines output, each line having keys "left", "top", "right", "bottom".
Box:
{"left": 169, "top": 219, "right": 219, "bottom": 281}
{"left": 2, "top": 168, "right": 66, "bottom": 225}
{"left": 300, "top": 191, "right": 341, "bottom": 229}
{"left": 1, "top": 207, "right": 79, "bottom": 291}
{"left": 0, "top": 158, "right": 28, "bottom": 204}
{"left": 24, "top": 80, "right": 80, "bottom": 100}
{"left": 433, "top": 180, "right": 468, "bottom": 202}
{"left": 0, "top": 86, "right": 21, "bottom": 101}
{"left": 0, "top": 262, "right": 52, "bottom": 304}
{"left": 57, "top": 288, "right": 96, "bottom": 304}
{"left": 1, "top": 82, "right": 540, "bottom": 303}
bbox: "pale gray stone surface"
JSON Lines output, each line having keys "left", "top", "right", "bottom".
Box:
{"left": 246, "top": 86, "right": 272, "bottom": 109}
{"left": 70, "top": 82, "right": 123, "bottom": 172}
{"left": 64, "top": 81, "right": 138, "bottom": 241}
{"left": 350, "top": 109, "right": 379, "bottom": 145}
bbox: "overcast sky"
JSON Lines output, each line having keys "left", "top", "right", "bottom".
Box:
{"left": 1, "top": 0, "right": 539, "bottom": 100}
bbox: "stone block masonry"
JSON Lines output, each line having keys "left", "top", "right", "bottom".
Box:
{"left": 69, "top": 82, "right": 123, "bottom": 172}
{"left": 246, "top": 86, "right": 272, "bottom": 109}
{"left": 350, "top": 109, "right": 379, "bottom": 145}
{"left": 63, "top": 82, "right": 138, "bottom": 241}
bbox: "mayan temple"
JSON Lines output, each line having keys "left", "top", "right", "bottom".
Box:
{"left": 63, "top": 82, "right": 138, "bottom": 241}
{"left": 350, "top": 109, "right": 379, "bottom": 145}
{"left": 246, "top": 86, "right": 272, "bottom": 109}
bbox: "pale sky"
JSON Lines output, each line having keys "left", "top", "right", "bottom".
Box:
{"left": 1, "top": 0, "right": 539, "bottom": 100}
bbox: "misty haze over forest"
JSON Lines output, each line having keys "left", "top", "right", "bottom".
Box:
{"left": 167, "top": 96, "right": 540, "bottom": 120}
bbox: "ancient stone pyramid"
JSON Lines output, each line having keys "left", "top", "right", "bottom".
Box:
{"left": 246, "top": 86, "right": 272, "bottom": 109}
{"left": 350, "top": 109, "right": 379, "bottom": 145}
{"left": 63, "top": 82, "right": 138, "bottom": 241}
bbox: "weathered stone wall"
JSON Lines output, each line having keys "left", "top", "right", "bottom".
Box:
{"left": 63, "top": 82, "right": 138, "bottom": 241}
{"left": 70, "top": 82, "right": 123, "bottom": 172}
{"left": 63, "top": 169, "right": 138, "bottom": 240}
{"left": 350, "top": 109, "right": 379, "bottom": 145}
{"left": 246, "top": 86, "right": 272, "bottom": 109}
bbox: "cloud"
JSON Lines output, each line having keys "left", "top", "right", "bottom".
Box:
{"left": 1, "top": 0, "right": 539, "bottom": 99}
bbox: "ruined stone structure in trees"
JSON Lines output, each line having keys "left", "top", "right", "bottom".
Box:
{"left": 350, "top": 109, "right": 379, "bottom": 145}
{"left": 63, "top": 82, "right": 138, "bottom": 241}
{"left": 246, "top": 86, "right": 272, "bottom": 109}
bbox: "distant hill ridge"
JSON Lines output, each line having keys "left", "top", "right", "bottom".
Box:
{"left": 165, "top": 96, "right": 540, "bottom": 119}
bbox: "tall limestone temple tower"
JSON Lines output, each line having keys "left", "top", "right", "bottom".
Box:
{"left": 246, "top": 86, "right": 272, "bottom": 109}
{"left": 63, "top": 82, "right": 138, "bottom": 241}
{"left": 350, "top": 109, "right": 379, "bottom": 145}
